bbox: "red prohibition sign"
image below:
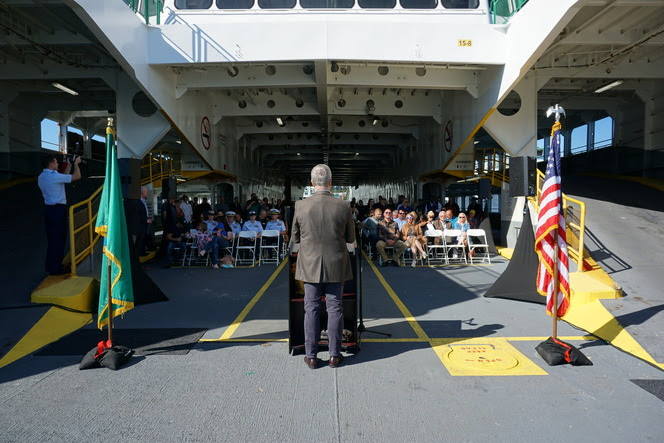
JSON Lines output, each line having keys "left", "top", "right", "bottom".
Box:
{"left": 201, "top": 116, "right": 211, "bottom": 150}
{"left": 444, "top": 120, "right": 453, "bottom": 152}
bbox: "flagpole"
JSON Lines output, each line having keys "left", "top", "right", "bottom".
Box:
{"left": 552, "top": 238, "right": 559, "bottom": 339}
{"left": 107, "top": 258, "right": 113, "bottom": 343}
{"left": 106, "top": 117, "right": 114, "bottom": 345}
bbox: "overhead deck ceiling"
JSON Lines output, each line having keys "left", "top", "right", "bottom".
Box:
{"left": 1, "top": 0, "right": 663, "bottom": 185}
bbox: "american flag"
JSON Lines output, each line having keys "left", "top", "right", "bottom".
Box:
{"left": 535, "top": 121, "right": 570, "bottom": 317}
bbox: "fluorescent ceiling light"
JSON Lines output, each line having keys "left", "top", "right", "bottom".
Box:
{"left": 594, "top": 80, "right": 623, "bottom": 94}
{"left": 276, "top": 117, "right": 284, "bottom": 126}
{"left": 355, "top": 152, "right": 359, "bottom": 156}
{"left": 474, "top": 140, "right": 480, "bottom": 145}
{"left": 52, "top": 82, "right": 78, "bottom": 96}
{"left": 372, "top": 118, "right": 379, "bottom": 126}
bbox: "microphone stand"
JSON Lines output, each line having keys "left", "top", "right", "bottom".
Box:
{"left": 356, "top": 229, "right": 392, "bottom": 344}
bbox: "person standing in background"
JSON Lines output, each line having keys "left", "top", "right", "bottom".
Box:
{"left": 38, "top": 154, "right": 82, "bottom": 275}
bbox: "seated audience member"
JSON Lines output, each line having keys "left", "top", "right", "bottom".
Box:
{"left": 445, "top": 208, "right": 458, "bottom": 228}
{"left": 208, "top": 221, "right": 233, "bottom": 269}
{"left": 265, "top": 208, "right": 288, "bottom": 257}
{"left": 164, "top": 223, "right": 187, "bottom": 268}
{"left": 401, "top": 211, "right": 427, "bottom": 266}
{"left": 225, "top": 211, "right": 242, "bottom": 237}
{"left": 265, "top": 208, "right": 288, "bottom": 240}
{"left": 242, "top": 211, "right": 263, "bottom": 256}
{"left": 468, "top": 209, "right": 482, "bottom": 229}
{"left": 242, "top": 211, "right": 263, "bottom": 236}
{"left": 395, "top": 208, "right": 407, "bottom": 230}
{"left": 360, "top": 207, "right": 382, "bottom": 255}
{"left": 425, "top": 211, "right": 443, "bottom": 245}
{"left": 258, "top": 208, "right": 269, "bottom": 229}
{"left": 204, "top": 212, "right": 218, "bottom": 232}
{"left": 454, "top": 212, "right": 472, "bottom": 258}
{"left": 190, "top": 222, "right": 213, "bottom": 254}
{"left": 376, "top": 208, "right": 406, "bottom": 267}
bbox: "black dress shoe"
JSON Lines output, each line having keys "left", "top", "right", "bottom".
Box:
{"left": 304, "top": 356, "right": 318, "bottom": 369}
{"left": 380, "top": 261, "right": 389, "bottom": 267}
{"left": 391, "top": 260, "right": 400, "bottom": 267}
{"left": 329, "top": 356, "right": 343, "bottom": 368}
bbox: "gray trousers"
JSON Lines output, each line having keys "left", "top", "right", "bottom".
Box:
{"left": 304, "top": 282, "right": 344, "bottom": 359}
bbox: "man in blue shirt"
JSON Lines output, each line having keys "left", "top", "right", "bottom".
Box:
{"left": 38, "top": 154, "right": 82, "bottom": 275}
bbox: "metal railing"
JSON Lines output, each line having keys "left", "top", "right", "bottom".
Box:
{"left": 475, "top": 148, "right": 510, "bottom": 186}
{"left": 531, "top": 169, "right": 588, "bottom": 272}
{"left": 141, "top": 150, "right": 181, "bottom": 186}
{"left": 125, "top": 0, "right": 163, "bottom": 25}
{"left": 490, "top": 0, "right": 529, "bottom": 24}
{"left": 68, "top": 185, "right": 104, "bottom": 276}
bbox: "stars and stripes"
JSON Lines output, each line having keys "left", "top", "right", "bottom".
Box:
{"left": 535, "top": 121, "right": 570, "bottom": 318}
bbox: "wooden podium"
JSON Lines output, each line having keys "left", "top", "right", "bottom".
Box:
{"left": 288, "top": 244, "right": 359, "bottom": 355}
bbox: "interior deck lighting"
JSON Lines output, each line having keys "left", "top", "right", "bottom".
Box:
{"left": 594, "top": 80, "right": 623, "bottom": 94}
{"left": 52, "top": 82, "right": 78, "bottom": 96}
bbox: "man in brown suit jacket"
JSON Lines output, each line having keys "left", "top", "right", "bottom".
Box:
{"left": 292, "top": 164, "right": 356, "bottom": 369}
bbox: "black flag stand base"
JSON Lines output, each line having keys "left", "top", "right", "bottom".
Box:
{"left": 535, "top": 336, "right": 593, "bottom": 367}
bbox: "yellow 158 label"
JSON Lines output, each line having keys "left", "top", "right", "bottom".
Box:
{"left": 457, "top": 39, "right": 472, "bottom": 47}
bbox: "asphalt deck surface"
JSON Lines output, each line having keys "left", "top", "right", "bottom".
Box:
{"left": 1, "top": 254, "right": 663, "bottom": 442}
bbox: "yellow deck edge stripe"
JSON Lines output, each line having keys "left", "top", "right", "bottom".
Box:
{"left": 218, "top": 258, "right": 287, "bottom": 340}
{"left": 563, "top": 300, "right": 664, "bottom": 371}
{"left": 0, "top": 307, "right": 92, "bottom": 369}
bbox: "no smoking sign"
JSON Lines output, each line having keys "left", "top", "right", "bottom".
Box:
{"left": 201, "top": 116, "right": 211, "bottom": 150}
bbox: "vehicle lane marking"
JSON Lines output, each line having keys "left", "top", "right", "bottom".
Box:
{"left": 217, "top": 258, "right": 288, "bottom": 340}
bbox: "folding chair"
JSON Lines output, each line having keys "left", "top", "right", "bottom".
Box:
{"left": 378, "top": 245, "right": 396, "bottom": 265}
{"left": 259, "top": 230, "right": 280, "bottom": 266}
{"left": 443, "top": 229, "right": 467, "bottom": 264}
{"left": 182, "top": 237, "right": 198, "bottom": 266}
{"left": 467, "top": 229, "right": 491, "bottom": 264}
{"left": 424, "top": 230, "right": 446, "bottom": 265}
{"left": 235, "top": 231, "right": 257, "bottom": 266}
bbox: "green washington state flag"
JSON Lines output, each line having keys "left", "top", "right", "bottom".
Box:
{"left": 94, "top": 123, "right": 134, "bottom": 329}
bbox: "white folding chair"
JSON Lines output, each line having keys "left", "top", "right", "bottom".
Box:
{"left": 235, "top": 231, "right": 257, "bottom": 266}
{"left": 443, "top": 229, "right": 467, "bottom": 264}
{"left": 259, "top": 230, "right": 280, "bottom": 266}
{"left": 182, "top": 237, "right": 197, "bottom": 266}
{"left": 467, "top": 229, "right": 491, "bottom": 264}
{"left": 424, "top": 230, "right": 446, "bottom": 265}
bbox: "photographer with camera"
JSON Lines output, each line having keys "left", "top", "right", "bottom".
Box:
{"left": 38, "top": 153, "right": 82, "bottom": 275}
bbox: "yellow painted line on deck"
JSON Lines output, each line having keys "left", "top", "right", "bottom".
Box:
{"left": 200, "top": 338, "right": 289, "bottom": 343}
{"left": 217, "top": 259, "right": 288, "bottom": 340}
{"left": 363, "top": 251, "right": 428, "bottom": 341}
{"left": 0, "top": 307, "right": 92, "bottom": 369}
{"left": 363, "top": 250, "right": 547, "bottom": 376}
{"left": 564, "top": 300, "right": 664, "bottom": 371}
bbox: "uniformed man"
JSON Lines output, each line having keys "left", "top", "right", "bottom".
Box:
{"left": 265, "top": 208, "right": 288, "bottom": 258}
{"left": 38, "top": 154, "right": 82, "bottom": 275}
{"left": 242, "top": 210, "right": 263, "bottom": 257}
{"left": 225, "top": 210, "right": 242, "bottom": 254}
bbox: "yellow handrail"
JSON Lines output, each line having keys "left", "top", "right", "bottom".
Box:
{"left": 475, "top": 148, "right": 510, "bottom": 186}
{"left": 531, "top": 169, "right": 588, "bottom": 272}
{"left": 68, "top": 184, "right": 104, "bottom": 276}
{"left": 141, "top": 150, "right": 181, "bottom": 186}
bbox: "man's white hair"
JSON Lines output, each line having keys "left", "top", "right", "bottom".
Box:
{"left": 140, "top": 186, "right": 148, "bottom": 193}
{"left": 310, "top": 164, "right": 332, "bottom": 187}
